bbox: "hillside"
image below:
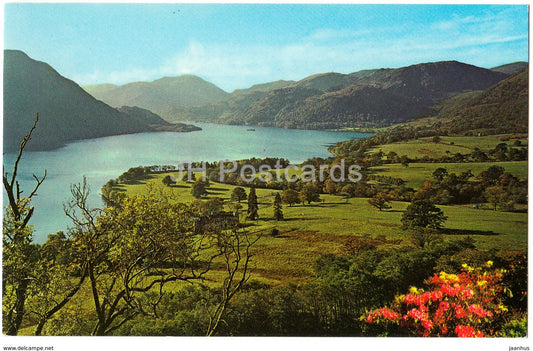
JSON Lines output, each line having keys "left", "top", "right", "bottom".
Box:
{"left": 83, "top": 60, "right": 514, "bottom": 130}
{"left": 491, "top": 61, "right": 528, "bottom": 75}
{"left": 116, "top": 106, "right": 201, "bottom": 132}
{"left": 288, "top": 69, "right": 378, "bottom": 92}
{"left": 155, "top": 69, "right": 381, "bottom": 124}
{"left": 219, "top": 61, "right": 508, "bottom": 128}
{"left": 330, "top": 68, "right": 528, "bottom": 160}
{"left": 3, "top": 50, "right": 199, "bottom": 151}
{"left": 419, "top": 68, "right": 528, "bottom": 135}
{"left": 85, "top": 75, "right": 229, "bottom": 121}
{"left": 158, "top": 80, "right": 297, "bottom": 123}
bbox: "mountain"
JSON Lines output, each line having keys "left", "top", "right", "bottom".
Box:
{"left": 232, "top": 80, "right": 294, "bottom": 94}
{"left": 85, "top": 75, "right": 229, "bottom": 120}
{"left": 491, "top": 62, "right": 528, "bottom": 75}
{"left": 155, "top": 80, "right": 297, "bottom": 123}
{"left": 116, "top": 106, "right": 201, "bottom": 132}
{"left": 3, "top": 50, "right": 199, "bottom": 151}
{"left": 83, "top": 60, "right": 514, "bottom": 130}
{"left": 84, "top": 83, "right": 118, "bottom": 96}
{"left": 158, "top": 69, "right": 379, "bottom": 124}
{"left": 418, "top": 68, "right": 528, "bottom": 135}
{"left": 288, "top": 69, "right": 377, "bottom": 92}
{"left": 218, "top": 61, "right": 509, "bottom": 129}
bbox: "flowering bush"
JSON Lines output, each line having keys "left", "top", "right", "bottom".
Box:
{"left": 364, "top": 262, "right": 509, "bottom": 337}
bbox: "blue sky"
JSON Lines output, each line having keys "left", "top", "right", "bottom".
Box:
{"left": 4, "top": 3, "right": 529, "bottom": 92}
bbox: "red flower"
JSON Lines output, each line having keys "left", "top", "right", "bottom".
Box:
{"left": 440, "top": 324, "right": 448, "bottom": 335}
{"left": 441, "top": 284, "right": 459, "bottom": 296}
{"left": 379, "top": 308, "right": 400, "bottom": 321}
{"left": 365, "top": 263, "right": 507, "bottom": 338}
{"left": 455, "top": 305, "right": 467, "bottom": 318}
{"left": 439, "top": 301, "right": 449, "bottom": 311}
{"left": 422, "top": 319, "right": 433, "bottom": 330}
{"left": 404, "top": 294, "right": 416, "bottom": 305}
{"left": 430, "top": 291, "right": 443, "bottom": 301}
{"left": 407, "top": 308, "right": 426, "bottom": 321}
{"left": 455, "top": 325, "right": 478, "bottom": 337}
{"left": 468, "top": 304, "right": 487, "bottom": 318}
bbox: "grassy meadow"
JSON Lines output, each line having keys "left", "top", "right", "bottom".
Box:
{"left": 114, "top": 166, "right": 528, "bottom": 286}
{"left": 369, "top": 134, "right": 528, "bottom": 159}
{"left": 371, "top": 161, "right": 528, "bottom": 188}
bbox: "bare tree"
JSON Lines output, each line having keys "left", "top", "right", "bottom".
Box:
{"left": 3, "top": 114, "right": 46, "bottom": 335}
{"left": 205, "top": 226, "right": 261, "bottom": 336}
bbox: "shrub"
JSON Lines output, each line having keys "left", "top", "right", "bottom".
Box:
{"left": 364, "top": 262, "right": 509, "bottom": 337}
{"left": 496, "top": 316, "right": 527, "bottom": 337}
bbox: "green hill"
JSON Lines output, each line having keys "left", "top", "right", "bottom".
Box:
{"left": 3, "top": 50, "right": 199, "bottom": 151}
{"left": 82, "top": 60, "right": 515, "bottom": 131}
{"left": 85, "top": 74, "right": 230, "bottom": 121}
{"left": 419, "top": 68, "right": 528, "bottom": 135}
{"left": 491, "top": 61, "right": 528, "bottom": 75}
{"left": 217, "top": 61, "right": 508, "bottom": 129}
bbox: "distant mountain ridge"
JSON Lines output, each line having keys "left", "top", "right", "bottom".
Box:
{"left": 220, "top": 61, "right": 509, "bottom": 129}
{"left": 4, "top": 50, "right": 200, "bottom": 151}
{"left": 85, "top": 74, "right": 229, "bottom": 120}
{"left": 490, "top": 61, "right": 528, "bottom": 75}
{"left": 85, "top": 60, "right": 512, "bottom": 129}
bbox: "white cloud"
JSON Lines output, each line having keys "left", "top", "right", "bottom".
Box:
{"left": 73, "top": 9, "right": 528, "bottom": 92}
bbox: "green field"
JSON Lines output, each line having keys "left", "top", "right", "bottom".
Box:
{"left": 115, "top": 171, "right": 528, "bottom": 285}
{"left": 371, "top": 161, "right": 528, "bottom": 188}
{"left": 370, "top": 134, "right": 528, "bottom": 159}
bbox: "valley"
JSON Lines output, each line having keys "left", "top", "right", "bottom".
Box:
{"left": 3, "top": 51, "right": 529, "bottom": 338}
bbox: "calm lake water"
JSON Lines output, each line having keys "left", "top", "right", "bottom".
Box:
{"left": 4, "top": 122, "right": 369, "bottom": 243}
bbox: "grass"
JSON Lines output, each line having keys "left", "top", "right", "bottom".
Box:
{"left": 369, "top": 134, "right": 528, "bottom": 159}
{"left": 18, "top": 160, "right": 527, "bottom": 335}
{"left": 115, "top": 172, "right": 528, "bottom": 285}
{"left": 371, "top": 161, "right": 528, "bottom": 188}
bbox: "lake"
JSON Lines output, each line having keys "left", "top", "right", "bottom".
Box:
{"left": 3, "top": 122, "right": 369, "bottom": 243}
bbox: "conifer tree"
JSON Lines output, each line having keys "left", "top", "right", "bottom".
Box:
{"left": 247, "top": 187, "right": 259, "bottom": 220}
{"left": 273, "top": 192, "right": 283, "bottom": 221}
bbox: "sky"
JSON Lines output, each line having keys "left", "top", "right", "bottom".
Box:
{"left": 3, "top": 3, "right": 529, "bottom": 92}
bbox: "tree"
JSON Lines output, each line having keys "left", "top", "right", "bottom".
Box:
{"left": 299, "top": 183, "right": 321, "bottom": 205}
{"left": 368, "top": 192, "right": 392, "bottom": 211}
{"left": 247, "top": 187, "right": 259, "bottom": 220}
{"left": 399, "top": 155, "right": 410, "bottom": 167}
{"left": 494, "top": 142, "right": 508, "bottom": 154}
{"left": 231, "top": 187, "right": 247, "bottom": 203}
{"left": 412, "top": 180, "right": 435, "bottom": 202}
{"left": 281, "top": 189, "right": 300, "bottom": 207}
{"left": 401, "top": 200, "right": 447, "bottom": 230}
{"left": 101, "top": 179, "right": 119, "bottom": 206}
{"left": 204, "top": 226, "right": 261, "bottom": 336}
{"left": 3, "top": 114, "right": 47, "bottom": 335}
{"left": 273, "top": 193, "right": 283, "bottom": 221}
{"left": 191, "top": 181, "right": 207, "bottom": 198}
{"left": 162, "top": 175, "right": 176, "bottom": 187}
{"left": 432, "top": 135, "right": 441, "bottom": 143}
{"left": 323, "top": 179, "right": 337, "bottom": 195}
{"left": 64, "top": 181, "right": 255, "bottom": 336}
{"left": 340, "top": 184, "right": 356, "bottom": 198}
{"left": 28, "top": 231, "right": 88, "bottom": 336}
{"left": 432, "top": 168, "right": 448, "bottom": 182}
{"left": 191, "top": 198, "right": 224, "bottom": 217}
{"left": 477, "top": 166, "right": 505, "bottom": 186}
{"left": 484, "top": 186, "right": 513, "bottom": 211}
